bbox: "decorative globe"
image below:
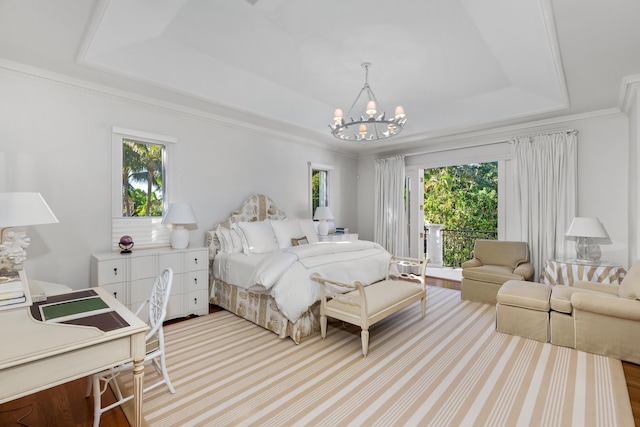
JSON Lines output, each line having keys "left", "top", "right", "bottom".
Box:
{"left": 119, "top": 235, "right": 134, "bottom": 254}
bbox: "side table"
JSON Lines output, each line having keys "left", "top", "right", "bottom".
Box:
{"left": 542, "top": 258, "right": 626, "bottom": 286}
{"left": 318, "top": 233, "right": 358, "bottom": 242}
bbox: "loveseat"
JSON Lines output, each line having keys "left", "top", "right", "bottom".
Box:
{"left": 461, "top": 240, "right": 535, "bottom": 304}
{"left": 549, "top": 260, "right": 640, "bottom": 364}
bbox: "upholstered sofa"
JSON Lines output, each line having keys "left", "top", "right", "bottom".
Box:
{"left": 461, "top": 240, "right": 535, "bottom": 304}
{"left": 549, "top": 260, "right": 640, "bottom": 364}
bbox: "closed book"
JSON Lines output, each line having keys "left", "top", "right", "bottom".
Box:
{"left": 0, "top": 296, "right": 26, "bottom": 307}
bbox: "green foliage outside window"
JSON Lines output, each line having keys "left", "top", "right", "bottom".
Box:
{"left": 424, "top": 163, "right": 498, "bottom": 266}
{"left": 122, "top": 140, "right": 164, "bottom": 217}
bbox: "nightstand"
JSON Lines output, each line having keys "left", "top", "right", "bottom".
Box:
{"left": 317, "top": 233, "right": 358, "bottom": 242}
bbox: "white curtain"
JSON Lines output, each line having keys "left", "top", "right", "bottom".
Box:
{"left": 511, "top": 131, "right": 577, "bottom": 280}
{"left": 374, "top": 155, "right": 406, "bottom": 256}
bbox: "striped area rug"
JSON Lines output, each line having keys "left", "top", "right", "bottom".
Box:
{"left": 121, "top": 285, "right": 633, "bottom": 426}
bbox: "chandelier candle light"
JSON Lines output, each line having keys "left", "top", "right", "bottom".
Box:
{"left": 330, "top": 62, "right": 407, "bottom": 142}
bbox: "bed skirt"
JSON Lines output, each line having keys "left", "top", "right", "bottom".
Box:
{"left": 210, "top": 278, "right": 321, "bottom": 344}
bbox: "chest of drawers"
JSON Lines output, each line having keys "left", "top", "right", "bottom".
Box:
{"left": 91, "top": 247, "right": 209, "bottom": 321}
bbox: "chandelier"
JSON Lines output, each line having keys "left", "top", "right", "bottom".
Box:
{"left": 329, "top": 62, "right": 407, "bottom": 142}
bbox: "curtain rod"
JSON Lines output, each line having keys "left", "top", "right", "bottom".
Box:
{"left": 514, "top": 129, "right": 578, "bottom": 140}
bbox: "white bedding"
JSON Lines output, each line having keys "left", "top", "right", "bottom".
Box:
{"left": 213, "top": 240, "right": 390, "bottom": 322}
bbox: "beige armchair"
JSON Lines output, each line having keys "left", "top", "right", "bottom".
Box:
{"left": 461, "top": 239, "right": 535, "bottom": 304}
{"left": 550, "top": 260, "right": 640, "bottom": 363}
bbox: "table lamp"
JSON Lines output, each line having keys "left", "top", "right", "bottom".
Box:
{"left": 0, "top": 192, "right": 59, "bottom": 275}
{"left": 565, "top": 217, "right": 611, "bottom": 264}
{"left": 162, "top": 203, "right": 198, "bottom": 249}
{"left": 313, "top": 207, "right": 334, "bottom": 236}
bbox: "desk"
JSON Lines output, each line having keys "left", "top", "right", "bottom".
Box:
{"left": 542, "top": 258, "right": 626, "bottom": 286}
{"left": 0, "top": 287, "right": 148, "bottom": 426}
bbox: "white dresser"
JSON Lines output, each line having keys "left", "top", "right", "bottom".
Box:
{"left": 90, "top": 246, "right": 209, "bottom": 321}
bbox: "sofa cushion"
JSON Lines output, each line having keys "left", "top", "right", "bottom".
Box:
{"left": 618, "top": 261, "right": 640, "bottom": 299}
{"left": 497, "top": 280, "right": 550, "bottom": 311}
{"left": 462, "top": 265, "right": 527, "bottom": 284}
{"left": 550, "top": 286, "right": 576, "bottom": 314}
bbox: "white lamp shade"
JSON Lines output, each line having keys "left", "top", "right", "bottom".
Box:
{"left": 313, "top": 207, "right": 334, "bottom": 221}
{"left": 0, "top": 192, "right": 59, "bottom": 227}
{"left": 565, "top": 217, "right": 610, "bottom": 241}
{"left": 162, "top": 203, "right": 198, "bottom": 226}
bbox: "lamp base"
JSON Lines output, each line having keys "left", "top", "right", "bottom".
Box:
{"left": 170, "top": 226, "right": 190, "bottom": 249}
{"left": 318, "top": 220, "right": 329, "bottom": 236}
{"left": 575, "top": 237, "right": 601, "bottom": 264}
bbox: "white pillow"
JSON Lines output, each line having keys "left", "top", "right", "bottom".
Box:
{"left": 229, "top": 228, "right": 244, "bottom": 253}
{"left": 298, "top": 219, "right": 319, "bottom": 243}
{"left": 269, "top": 219, "right": 304, "bottom": 248}
{"left": 235, "top": 221, "right": 278, "bottom": 254}
{"left": 219, "top": 227, "right": 237, "bottom": 253}
{"left": 215, "top": 227, "right": 230, "bottom": 253}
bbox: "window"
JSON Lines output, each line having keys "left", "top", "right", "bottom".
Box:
{"left": 309, "top": 163, "right": 333, "bottom": 216}
{"left": 112, "top": 127, "right": 176, "bottom": 250}
{"left": 121, "top": 139, "right": 166, "bottom": 217}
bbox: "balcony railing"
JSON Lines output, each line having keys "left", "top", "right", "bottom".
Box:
{"left": 424, "top": 228, "right": 497, "bottom": 268}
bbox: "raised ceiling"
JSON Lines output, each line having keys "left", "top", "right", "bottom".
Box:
{"left": 2, "top": 0, "right": 640, "bottom": 154}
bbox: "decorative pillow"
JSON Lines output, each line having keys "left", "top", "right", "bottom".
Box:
{"left": 298, "top": 219, "right": 319, "bottom": 244}
{"left": 214, "top": 227, "right": 230, "bottom": 253}
{"left": 218, "top": 227, "right": 242, "bottom": 254}
{"left": 269, "top": 219, "right": 304, "bottom": 248}
{"left": 229, "top": 228, "right": 244, "bottom": 253}
{"left": 291, "top": 236, "right": 309, "bottom": 246}
{"left": 619, "top": 260, "right": 640, "bottom": 299}
{"left": 235, "top": 221, "right": 278, "bottom": 254}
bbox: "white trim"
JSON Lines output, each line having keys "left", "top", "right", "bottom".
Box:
{"left": 112, "top": 126, "right": 177, "bottom": 144}
{"left": 308, "top": 162, "right": 334, "bottom": 217}
{"left": 111, "top": 128, "right": 176, "bottom": 249}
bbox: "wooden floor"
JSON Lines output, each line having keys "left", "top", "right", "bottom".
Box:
{"left": 2, "top": 278, "right": 640, "bottom": 427}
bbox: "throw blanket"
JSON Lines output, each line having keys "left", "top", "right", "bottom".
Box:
{"left": 220, "top": 241, "right": 390, "bottom": 322}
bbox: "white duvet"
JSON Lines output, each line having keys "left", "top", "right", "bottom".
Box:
{"left": 213, "top": 241, "right": 391, "bottom": 322}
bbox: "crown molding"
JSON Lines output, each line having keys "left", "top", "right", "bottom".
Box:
{"left": 364, "top": 107, "right": 623, "bottom": 159}
{"left": 619, "top": 74, "right": 640, "bottom": 114}
{"left": 0, "top": 59, "right": 358, "bottom": 159}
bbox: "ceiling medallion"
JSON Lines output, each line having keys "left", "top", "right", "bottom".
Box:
{"left": 329, "top": 62, "right": 407, "bottom": 142}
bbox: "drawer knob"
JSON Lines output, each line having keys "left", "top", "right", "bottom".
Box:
{"left": 113, "top": 291, "right": 118, "bottom": 299}
{"left": 194, "top": 258, "right": 198, "bottom": 264}
{"left": 113, "top": 267, "right": 118, "bottom": 275}
{"left": 194, "top": 297, "right": 197, "bottom": 305}
{"left": 194, "top": 278, "right": 198, "bottom": 284}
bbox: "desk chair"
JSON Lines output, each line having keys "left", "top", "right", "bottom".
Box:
{"left": 87, "top": 268, "right": 176, "bottom": 427}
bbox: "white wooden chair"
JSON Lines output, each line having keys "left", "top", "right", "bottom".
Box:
{"left": 87, "top": 268, "right": 176, "bottom": 427}
{"left": 311, "top": 255, "right": 429, "bottom": 357}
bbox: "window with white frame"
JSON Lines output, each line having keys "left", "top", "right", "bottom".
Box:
{"left": 111, "top": 127, "right": 176, "bottom": 250}
{"left": 309, "top": 163, "right": 333, "bottom": 217}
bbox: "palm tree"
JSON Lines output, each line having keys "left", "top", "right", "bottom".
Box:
{"left": 125, "top": 141, "right": 164, "bottom": 216}
{"left": 122, "top": 141, "right": 143, "bottom": 216}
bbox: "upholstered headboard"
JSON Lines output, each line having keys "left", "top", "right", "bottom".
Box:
{"left": 205, "top": 194, "right": 287, "bottom": 258}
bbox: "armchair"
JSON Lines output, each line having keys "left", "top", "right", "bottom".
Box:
{"left": 461, "top": 240, "right": 534, "bottom": 304}
{"left": 550, "top": 260, "right": 640, "bottom": 363}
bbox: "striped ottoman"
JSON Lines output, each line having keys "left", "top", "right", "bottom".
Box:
{"left": 496, "top": 280, "right": 551, "bottom": 342}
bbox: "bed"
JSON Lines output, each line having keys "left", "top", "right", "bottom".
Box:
{"left": 205, "top": 194, "right": 391, "bottom": 343}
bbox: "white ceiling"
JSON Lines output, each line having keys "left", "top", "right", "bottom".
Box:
{"left": 2, "top": 0, "right": 640, "bottom": 154}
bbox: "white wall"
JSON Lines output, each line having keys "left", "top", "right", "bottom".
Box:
{"left": 358, "top": 112, "right": 631, "bottom": 268}
{"left": 0, "top": 67, "right": 358, "bottom": 289}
